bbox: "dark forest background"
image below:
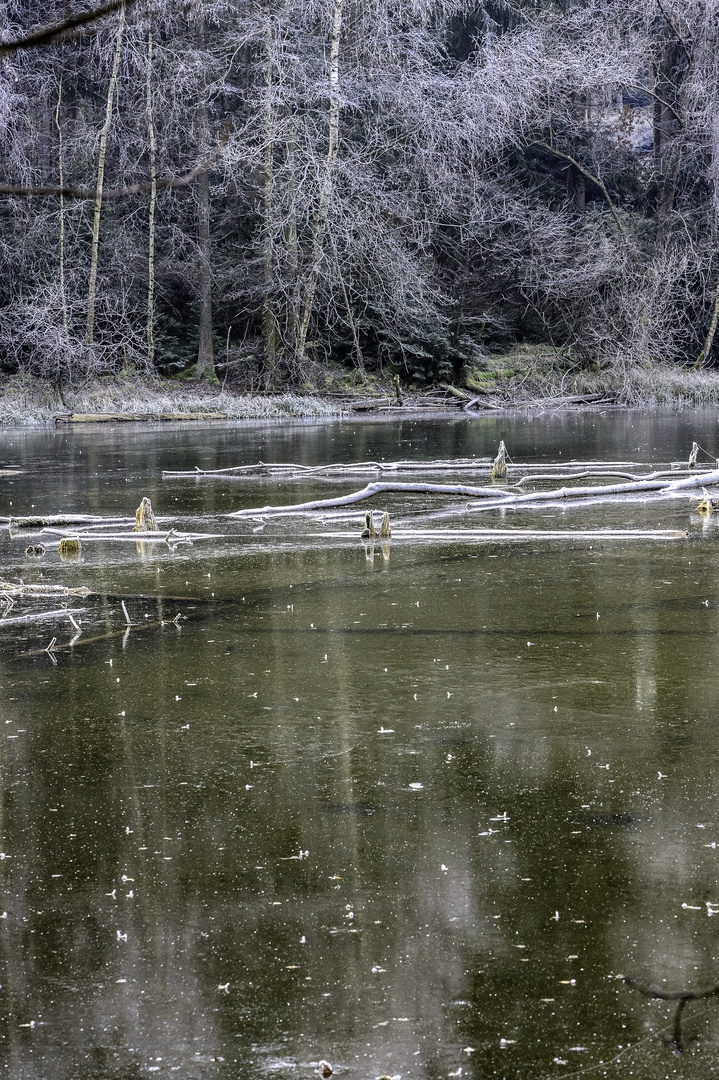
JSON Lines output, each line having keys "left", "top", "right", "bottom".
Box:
{"left": 1, "top": 0, "right": 718, "bottom": 391}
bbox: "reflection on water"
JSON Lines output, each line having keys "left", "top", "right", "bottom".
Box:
{"left": 2, "top": 411, "right": 719, "bottom": 1078}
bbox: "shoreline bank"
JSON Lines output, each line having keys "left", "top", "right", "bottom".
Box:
{"left": 2, "top": 366, "right": 719, "bottom": 425}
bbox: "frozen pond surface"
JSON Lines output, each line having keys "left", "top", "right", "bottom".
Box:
{"left": 2, "top": 409, "right": 719, "bottom": 1079}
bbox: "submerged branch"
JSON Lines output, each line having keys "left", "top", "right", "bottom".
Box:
{"left": 0, "top": 607, "right": 87, "bottom": 626}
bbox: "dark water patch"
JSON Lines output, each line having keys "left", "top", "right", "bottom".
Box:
{"left": 2, "top": 413, "right": 719, "bottom": 1080}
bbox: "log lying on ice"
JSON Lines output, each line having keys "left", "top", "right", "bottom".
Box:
{"left": 224, "top": 468, "right": 719, "bottom": 520}
{"left": 41, "top": 527, "right": 221, "bottom": 541}
{"left": 8, "top": 514, "right": 135, "bottom": 527}
{"left": 165, "top": 458, "right": 496, "bottom": 477}
{"left": 0, "top": 580, "right": 91, "bottom": 597}
{"left": 512, "top": 470, "right": 691, "bottom": 485}
{"left": 465, "top": 469, "right": 719, "bottom": 513}
{"left": 317, "top": 528, "right": 688, "bottom": 541}
{"left": 227, "top": 481, "right": 516, "bottom": 517}
{"left": 55, "top": 412, "right": 228, "bottom": 423}
{"left": 163, "top": 457, "right": 663, "bottom": 478}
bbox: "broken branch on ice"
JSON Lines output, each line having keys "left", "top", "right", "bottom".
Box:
{"left": 0, "top": 581, "right": 91, "bottom": 597}
{"left": 319, "top": 528, "right": 688, "bottom": 542}
{"left": 465, "top": 469, "right": 719, "bottom": 513}
{"left": 227, "top": 481, "right": 514, "bottom": 517}
{"left": 226, "top": 469, "right": 719, "bottom": 519}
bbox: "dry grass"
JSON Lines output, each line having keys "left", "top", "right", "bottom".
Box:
{"left": 498, "top": 357, "right": 719, "bottom": 407}
{"left": 0, "top": 376, "right": 343, "bottom": 425}
{"left": 2, "top": 364, "right": 719, "bottom": 425}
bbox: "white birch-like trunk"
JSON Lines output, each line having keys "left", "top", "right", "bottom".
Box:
{"left": 295, "top": 0, "right": 343, "bottom": 367}
{"left": 55, "top": 68, "right": 68, "bottom": 337}
{"left": 194, "top": 12, "right": 214, "bottom": 381}
{"left": 85, "top": 0, "right": 125, "bottom": 353}
{"left": 145, "top": 2, "right": 157, "bottom": 368}
{"left": 262, "top": 24, "right": 277, "bottom": 387}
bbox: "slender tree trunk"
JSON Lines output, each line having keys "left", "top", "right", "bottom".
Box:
{"left": 696, "top": 277, "right": 719, "bottom": 367}
{"left": 295, "top": 0, "right": 343, "bottom": 369}
{"left": 194, "top": 15, "right": 214, "bottom": 381}
{"left": 262, "top": 24, "right": 277, "bottom": 387}
{"left": 331, "top": 234, "right": 364, "bottom": 374}
{"left": 145, "top": 2, "right": 157, "bottom": 369}
{"left": 55, "top": 67, "right": 68, "bottom": 337}
{"left": 196, "top": 168, "right": 214, "bottom": 379}
{"left": 86, "top": 0, "right": 125, "bottom": 353}
{"left": 283, "top": 123, "right": 299, "bottom": 349}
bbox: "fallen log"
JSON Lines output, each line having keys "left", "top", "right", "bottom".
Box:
{"left": 227, "top": 481, "right": 516, "bottom": 518}
{"left": 41, "top": 528, "right": 221, "bottom": 541}
{"left": 9, "top": 514, "right": 133, "bottom": 527}
{"left": 224, "top": 467, "right": 719, "bottom": 521}
{"left": 463, "top": 397, "right": 504, "bottom": 411}
{"left": 465, "top": 469, "right": 719, "bottom": 513}
{"left": 55, "top": 412, "right": 228, "bottom": 424}
{"left": 163, "top": 456, "right": 668, "bottom": 479}
{"left": 0, "top": 581, "right": 91, "bottom": 597}
{"left": 512, "top": 469, "right": 690, "bottom": 485}
{"left": 317, "top": 528, "right": 687, "bottom": 541}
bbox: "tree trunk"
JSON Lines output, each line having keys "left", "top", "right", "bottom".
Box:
{"left": 145, "top": 2, "right": 157, "bottom": 369}
{"left": 196, "top": 167, "right": 214, "bottom": 379}
{"left": 295, "top": 0, "right": 343, "bottom": 369}
{"left": 567, "top": 164, "right": 585, "bottom": 212}
{"left": 194, "top": 14, "right": 214, "bottom": 381}
{"left": 262, "top": 24, "right": 277, "bottom": 387}
{"left": 55, "top": 67, "right": 68, "bottom": 337}
{"left": 86, "top": 0, "right": 125, "bottom": 354}
{"left": 283, "top": 128, "right": 299, "bottom": 351}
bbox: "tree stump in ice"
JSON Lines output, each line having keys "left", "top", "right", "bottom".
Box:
{"left": 58, "top": 537, "right": 82, "bottom": 556}
{"left": 133, "top": 497, "right": 159, "bottom": 532}
{"left": 492, "top": 440, "right": 507, "bottom": 480}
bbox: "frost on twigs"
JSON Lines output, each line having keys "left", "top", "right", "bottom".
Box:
{"left": 133, "top": 497, "right": 159, "bottom": 532}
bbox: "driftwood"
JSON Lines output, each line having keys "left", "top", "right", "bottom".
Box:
{"left": 165, "top": 457, "right": 495, "bottom": 478}
{"left": 163, "top": 456, "right": 700, "bottom": 480}
{"left": 42, "top": 528, "right": 220, "bottom": 542}
{"left": 227, "top": 481, "right": 514, "bottom": 518}
{"left": 465, "top": 469, "right": 719, "bottom": 513}
{"left": 323, "top": 528, "right": 687, "bottom": 542}
{"left": 55, "top": 412, "right": 228, "bottom": 424}
{"left": 226, "top": 469, "right": 719, "bottom": 519}
{"left": 0, "top": 581, "right": 91, "bottom": 597}
{"left": 9, "top": 514, "right": 133, "bottom": 527}
{"left": 512, "top": 469, "right": 692, "bottom": 485}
